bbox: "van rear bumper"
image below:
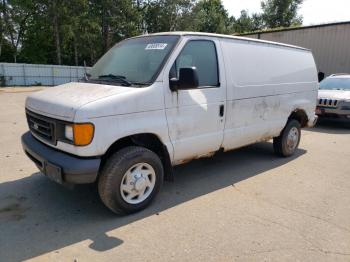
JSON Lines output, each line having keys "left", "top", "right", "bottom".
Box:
{"left": 21, "top": 131, "right": 100, "bottom": 184}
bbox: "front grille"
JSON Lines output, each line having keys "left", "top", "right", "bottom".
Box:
{"left": 26, "top": 110, "right": 56, "bottom": 144}
{"left": 318, "top": 98, "right": 338, "bottom": 108}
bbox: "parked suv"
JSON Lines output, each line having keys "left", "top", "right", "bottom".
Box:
{"left": 316, "top": 74, "right": 350, "bottom": 118}
{"left": 22, "top": 32, "right": 318, "bottom": 214}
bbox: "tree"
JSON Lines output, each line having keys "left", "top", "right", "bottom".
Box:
{"left": 17, "top": 2, "right": 55, "bottom": 64}
{"left": 49, "top": 0, "right": 62, "bottom": 64}
{"left": 0, "top": 2, "right": 4, "bottom": 57}
{"left": 63, "top": 0, "right": 89, "bottom": 66}
{"left": 261, "top": 0, "right": 303, "bottom": 28}
{"left": 1, "top": 0, "right": 36, "bottom": 62}
{"left": 0, "top": 0, "right": 306, "bottom": 65}
{"left": 142, "top": 0, "right": 194, "bottom": 33}
{"left": 191, "top": 0, "right": 231, "bottom": 34}
{"left": 90, "top": 0, "right": 141, "bottom": 54}
{"left": 233, "top": 10, "right": 263, "bottom": 33}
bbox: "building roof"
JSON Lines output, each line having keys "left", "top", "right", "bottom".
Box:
{"left": 239, "top": 21, "right": 350, "bottom": 36}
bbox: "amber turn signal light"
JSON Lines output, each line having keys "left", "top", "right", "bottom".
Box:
{"left": 73, "top": 123, "right": 94, "bottom": 146}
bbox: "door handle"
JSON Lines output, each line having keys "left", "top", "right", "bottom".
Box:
{"left": 219, "top": 104, "right": 224, "bottom": 117}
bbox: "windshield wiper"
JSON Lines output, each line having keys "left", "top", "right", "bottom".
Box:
{"left": 98, "top": 74, "right": 132, "bottom": 86}
{"left": 130, "top": 81, "right": 150, "bottom": 87}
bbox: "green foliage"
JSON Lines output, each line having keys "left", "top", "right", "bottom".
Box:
{"left": 191, "top": 0, "right": 231, "bottom": 33}
{"left": 0, "top": 40, "right": 14, "bottom": 62}
{"left": 0, "top": 0, "right": 304, "bottom": 66}
{"left": 261, "top": 0, "right": 303, "bottom": 28}
{"left": 143, "top": 0, "right": 195, "bottom": 33}
{"left": 233, "top": 10, "right": 263, "bottom": 33}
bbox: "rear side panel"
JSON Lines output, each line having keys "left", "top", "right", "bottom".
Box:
{"left": 221, "top": 38, "right": 318, "bottom": 150}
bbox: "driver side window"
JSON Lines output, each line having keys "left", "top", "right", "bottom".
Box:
{"left": 170, "top": 40, "right": 220, "bottom": 88}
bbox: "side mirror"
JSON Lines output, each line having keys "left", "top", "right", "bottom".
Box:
{"left": 169, "top": 67, "right": 199, "bottom": 91}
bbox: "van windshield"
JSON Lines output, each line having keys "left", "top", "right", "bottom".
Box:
{"left": 319, "top": 77, "right": 350, "bottom": 90}
{"left": 87, "top": 35, "right": 180, "bottom": 86}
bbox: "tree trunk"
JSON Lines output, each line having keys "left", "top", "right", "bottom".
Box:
{"left": 90, "top": 52, "right": 94, "bottom": 66}
{"left": 74, "top": 36, "right": 78, "bottom": 66}
{"left": 52, "top": 0, "right": 61, "bottom": 65}
{"left": 0, "top": 34, "right": 2, "bottom": 57}
{"left": 0, "top": 7, "right": 2, "bottom": 58}
{"left": 2, "top": 0, "right": 16, "bottom": 58}
{"left": 101, "top": 6, "right": 109, "bottom": 52}
{"left": 90, "top": 45, "right": 94, "bottom": 66}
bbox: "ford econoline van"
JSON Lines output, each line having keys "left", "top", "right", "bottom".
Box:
{"left": 22, "top": 32, "right": 318, "bottom": 214}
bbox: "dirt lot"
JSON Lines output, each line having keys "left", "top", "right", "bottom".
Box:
{"left": 1, "top": 89, "right": 350, "bottom": 262}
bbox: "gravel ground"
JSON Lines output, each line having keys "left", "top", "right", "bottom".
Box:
{"left": 0, "top": 90, "right": 350, "bottom": 262}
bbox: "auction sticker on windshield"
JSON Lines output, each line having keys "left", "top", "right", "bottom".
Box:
{"left": 145, "top": 43, "right": 168, "bottom": 50}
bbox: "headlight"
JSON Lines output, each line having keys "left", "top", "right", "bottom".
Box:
{"left": 64, "top": 123, "right": 94, "bottom": 146}
{"left": 65, "top": 125, "right": 74, "bottom": 141}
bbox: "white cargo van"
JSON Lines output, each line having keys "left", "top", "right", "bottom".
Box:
{"left": 22, "top": 32, "right": 318, "bottom": 214}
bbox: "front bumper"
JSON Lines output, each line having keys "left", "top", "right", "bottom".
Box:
{"left": 316, "top": 106, "right": 350, "bottom": 118}
{"left": 21, "top": 131, "right": 101, "bottom": 184}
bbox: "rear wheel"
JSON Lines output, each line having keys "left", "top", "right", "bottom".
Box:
{"left": 98, "top": 146, "right": 164, "bottom": 214}
{"left": 273, "top": 119, "right": 301, "bottom": 157}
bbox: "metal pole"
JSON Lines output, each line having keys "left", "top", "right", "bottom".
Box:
{"left": 51, "top": 66, "right": 55, "bottom": 86}
{"left": 22, "top": 64, "right": 27, "bottom": 86}
{"left": 1, "top": 64, "right": 5, "bottom": 87}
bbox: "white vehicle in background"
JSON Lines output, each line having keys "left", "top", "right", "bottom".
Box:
{"left": 22, "top": 32, "right": 318, "bottom": 215}
{"left": 316, "top": 74, "right": 350, "bottom": 119}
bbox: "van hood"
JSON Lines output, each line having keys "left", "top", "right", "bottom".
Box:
{"left": 25, "top": 82, "right": 134, "bottom": 120}
{"left": 318, "top": 89, "right": 350, "bottom": 101}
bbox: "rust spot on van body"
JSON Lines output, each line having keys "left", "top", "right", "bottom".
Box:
{"left": 175, "top": 151, "right": 216, "bottom": 165}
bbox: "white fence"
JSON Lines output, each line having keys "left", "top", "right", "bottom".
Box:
{"left": 0, "top": 63, "right": 91, "bottom": 86}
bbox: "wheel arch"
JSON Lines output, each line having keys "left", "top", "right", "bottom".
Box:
{"left": 100, "top": 133, "right": 174, "bottom": 181}
{"left": 288, "top": 109, "right": 309, "bottom": 128}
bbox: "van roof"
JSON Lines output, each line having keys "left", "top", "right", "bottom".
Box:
{"left": 135, "top": 31, "right": 310, "bottom": 52}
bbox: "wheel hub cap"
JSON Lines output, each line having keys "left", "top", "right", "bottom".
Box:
{"left": 120, "top": 162, "right": 156, "bottom": 204}
{"left": 134, "top": 176, "right": 146, "bottom": 191}
{"left": 287, "top": 127, "right": 299, "bottom": 150}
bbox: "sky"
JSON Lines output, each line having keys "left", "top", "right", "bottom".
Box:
{"left": 222, "top": 0, "right": 350, "bottom": 26}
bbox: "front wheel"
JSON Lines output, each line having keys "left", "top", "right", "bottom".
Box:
{"left": 273, "top": 119, "right": 301, "bottom": 157}
{"left": 98, "top": 146, "right": 164, "bottom": 215}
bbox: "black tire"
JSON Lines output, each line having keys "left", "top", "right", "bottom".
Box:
{"left": 273, "top": 119, "right": 301, "bottom": 157}
{"left": 98, "top": 146, "right": 164, "bottom": 215}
